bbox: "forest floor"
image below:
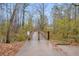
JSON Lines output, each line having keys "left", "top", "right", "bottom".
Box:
{"left": 0, "top": 41, "right": 24, "bottom": 56}
{"left": 0, "top": 31, "right": 79, "bottom": 56}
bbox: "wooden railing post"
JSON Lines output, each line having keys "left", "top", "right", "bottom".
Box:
{"left": 38, "top": 31, "right": 40, "bottom": 40}
{"left": 48, "top": 31, "right": 50, "bottom": 40}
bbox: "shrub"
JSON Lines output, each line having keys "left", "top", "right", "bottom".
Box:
{"left": 15, "top": 27, "right": 27, "bottom": 41}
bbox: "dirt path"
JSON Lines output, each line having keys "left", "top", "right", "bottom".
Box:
{"left": 16, "top": 32, "right": 65, "bottom": 56}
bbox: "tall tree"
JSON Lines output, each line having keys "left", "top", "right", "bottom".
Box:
{"left": 22, "top": 3, "right": 29, "bottom": 26}
{"left": 6, "top": 4, "right": 19, "bottom": 43}
{"left": 36, "top": 3, "right": 46, "bottom": 31}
